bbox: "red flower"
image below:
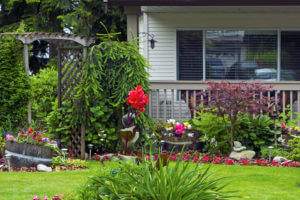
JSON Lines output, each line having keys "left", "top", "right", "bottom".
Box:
{"left": 182, "top": 153, "right": 190, "bottom": 161}
{"left": 281, "top": 122, "right": 287, "bottom": 129}
{"left": 192, "top": 154, "right": 200, "bottom": 163}
{"left": 240, "top": 159, "right": 250, "bottom": 166}
{"left": 28, "top": 127, "right": 33, "bottom": 134}
{"left": 169, "top": 153, "right": 177, "bottom": 161}
{"left": 154, "top": 154, "right": 159, "bottom": 161}
{"left": 201, "top": 154, "right": 211, "bottom": 163}
{"left": 127, "top": 85, "right": 149, "bottom": 113}
{"left": 224, "top": 158, "right": 235, "bottom": 165}
{"left": 271, "top": 161, "right": 280, "bottom": 167}
{"left": 255, "top": 159, "right": 269, "bottom": 166}
{"left": 212, "top": 156, "right": 222, "bottom": 164}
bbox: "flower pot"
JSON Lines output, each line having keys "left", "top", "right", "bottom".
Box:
{"left": 5, "top": 142, "right": 57, "bottom": 168}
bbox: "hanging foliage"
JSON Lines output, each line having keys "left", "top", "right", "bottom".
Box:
{"left": 47, "top": 38, "right": 151, "bottom": 152}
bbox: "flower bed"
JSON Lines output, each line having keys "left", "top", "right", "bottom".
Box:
{"left": 100, "top": 152, "right": 300, "bottom": 168}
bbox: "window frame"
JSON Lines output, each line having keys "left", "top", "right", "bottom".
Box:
{"left": 176, "top": 28, "right": 300, "bottom": 82}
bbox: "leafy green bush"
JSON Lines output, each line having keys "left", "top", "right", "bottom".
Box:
{"left": 236, "top": 114, "right": 274, "bottom": 152}
{"left": 0, "top": 136, "right": 5, "bottom": 157}
{"left": 192, "top": 111, "right": 231, "bottom": 155}
{"left": 51, "top": 156, "right": 88, "bottom": 169}
{"left": 30, "top": 66, "right": 58, "bottom": 129}
{"left": 288, "top": 138, "right": 300, "bottom": 161}
{"left": 78, "top": 160, "right": 233, "bottom": 200}
{"left": 0, "top": 37, "right": 30, "bottom": 131}
{"left": 260, "top": 146, "right": 289, "bottom": 159}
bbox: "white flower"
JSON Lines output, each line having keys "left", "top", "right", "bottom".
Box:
{"left": 167, "top": 119, "right": 176, "bottom": 125}
{"left": 188, "top": 133, "right": 194, "bottom": 138}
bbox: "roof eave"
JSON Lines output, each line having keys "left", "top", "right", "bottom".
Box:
{"left": 108, "top": 0, "right": 300, "bottom": 6}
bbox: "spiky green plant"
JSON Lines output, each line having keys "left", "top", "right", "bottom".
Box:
{"left": 78, "top": 159, "right": 234, "bottom": 200}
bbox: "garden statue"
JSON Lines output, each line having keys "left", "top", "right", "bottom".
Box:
{"left": 119, "top": 85, "right": 148, "bottom": 154}
{"left": 229, "top": 141, "right": 255, "bottom": 161}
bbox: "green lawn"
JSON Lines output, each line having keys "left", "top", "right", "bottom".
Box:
{"left": 0, "top": 162, "right": 299, "bottom": 200}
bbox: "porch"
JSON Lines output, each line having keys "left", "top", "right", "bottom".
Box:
{"left": 148, "top": 81, "right": 300, "bottom": 120}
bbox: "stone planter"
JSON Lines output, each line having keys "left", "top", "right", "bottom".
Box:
{"left": 5, "top": 142, "right": 57, "bottom": 168}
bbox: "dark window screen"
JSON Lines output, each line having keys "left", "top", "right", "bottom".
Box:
{"left": 281, "top": 31, "right": 300, "bottom": 81}
{"left": 177, "top": 31, "right": 203, "bottom": 80}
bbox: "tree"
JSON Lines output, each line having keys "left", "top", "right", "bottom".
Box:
{"left": 0, "top": 36, "right": 30, "bottom": 131}
{"left": 205, "top": 82, "right": 273, "bottom": 147}
{"left": 0, "top": 0, "right": 126, "bottom": 73}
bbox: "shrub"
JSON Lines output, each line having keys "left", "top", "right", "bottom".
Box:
{"left": 78, "top": 160, "right": 233, "bottom": 200}
{"left": 30, "top": 66, "right": 58, "bottom": 129}
{"left": 204, "top": 82, "right": 273, "bottom": 148}
{"left": 0, "top": 136, "right": 5, "bottom": 157}
{"left": 260, "top": 146, "right": 289, "bottom": 159}
{"left": 288, "top": 138, "right": 300, "bottom": 161}
{"left": 192, "top": 111, "right": 231, "bottom": 155}
{"left": 0, "top": 37, "right": 30, "bottom": 131}
{"left": 236, "top": 114, "right": 274, "bottom": 152}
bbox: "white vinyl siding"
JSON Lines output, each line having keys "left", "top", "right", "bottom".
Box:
{"left": 143, "top": 7, "right": 300, "bottom": 81}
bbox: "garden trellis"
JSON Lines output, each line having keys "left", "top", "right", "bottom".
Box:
{"left": 0, "top": 32, "right": 95, "bottom": 158}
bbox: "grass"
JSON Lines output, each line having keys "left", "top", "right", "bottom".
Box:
{"left": 0, "top": 162, "right": 299, "bottom": 200}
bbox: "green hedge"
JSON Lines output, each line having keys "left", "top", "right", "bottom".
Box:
{"left": 0, "top": 37, "right": 30, "bottom": 131}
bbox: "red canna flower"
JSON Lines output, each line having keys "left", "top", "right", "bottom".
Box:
{"left": 127, "top": 85, "right": 149, "bottom": 113}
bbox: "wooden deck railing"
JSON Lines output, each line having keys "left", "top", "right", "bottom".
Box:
{"left": 148, "top": 81, "right": 300, "bottom": 121}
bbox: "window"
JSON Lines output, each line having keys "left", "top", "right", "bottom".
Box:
{"left": 281, "top": 31, "right": 300, "bottom": 81}
{"left": 206, "top": 30, "right": 277, "bottom": 80}
{"left": 177, "top": 31, "right": 203, "bottom": 80}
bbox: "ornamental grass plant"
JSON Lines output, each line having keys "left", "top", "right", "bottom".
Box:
{"left": 77, "top": 156, "right": 234, "bottom": 200}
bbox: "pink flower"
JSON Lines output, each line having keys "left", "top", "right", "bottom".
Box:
{"left": 44, "top": 196, "right": 48, "bottom": 200}
{"left": 201, "top": 154, "right": 211, "bottom": 163}
{"left": 169, "top": 153, "right": 177, "bottom": 161}
{"left": 182, "top": 153, "right": 190, "bottom": 161}
{"left": 281, "top": 122, "right": 287, "bottom": 129}
{"left": 33, "top": 195, "right": 40, "bottom": 200}
{"left": 175, "top": 123, "right": 185, "bottom": 136}
{"left": 192, "top": 155, "right": 200, "bottom": 163}
{"left": 154, "top": 154, "right": 159, "bottom": 161}
{"left": 5, "top": 134, "right": 15, "bottom": 142}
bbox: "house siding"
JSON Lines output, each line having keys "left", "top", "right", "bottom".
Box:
{"left": 143, "top": 7, "right": 300, "bottom": 81}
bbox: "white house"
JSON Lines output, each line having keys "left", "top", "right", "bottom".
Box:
{"left": 108, "top": 0, "right": 300, "bottom": 120}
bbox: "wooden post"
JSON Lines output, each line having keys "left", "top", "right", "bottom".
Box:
{"left": 23, "top": 43, "right": 32, "bottom": 125}
{"left": 57, "top": 45, "right": 62, "bottom": 108}
{"left": 80, "top": 47, "right": 88, "bottom": 159}
{"left": 124, "top": 6, "right": 140, "bottom": 41}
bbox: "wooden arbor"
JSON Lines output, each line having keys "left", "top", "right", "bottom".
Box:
{"left": 2, "top": 32, "right": 95, "bottom": 158}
